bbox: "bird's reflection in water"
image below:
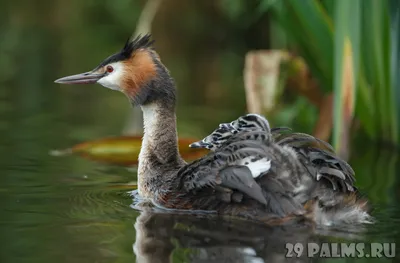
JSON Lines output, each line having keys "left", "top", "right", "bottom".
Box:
{"left": 131, "top": 192, "right": 368, "bottom": 263}
{"left": 133, "top": 203, "right": 315, "bottom": 262}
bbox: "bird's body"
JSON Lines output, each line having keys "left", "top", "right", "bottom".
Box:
{"left": 55, "top": 35, "right": 372, "bottom": 226}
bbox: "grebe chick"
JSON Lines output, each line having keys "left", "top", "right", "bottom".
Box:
{"left": 190, "top": 113, "right": 291, "bottom": 151}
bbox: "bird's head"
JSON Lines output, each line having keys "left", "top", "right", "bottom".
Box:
{"left": 231, "top": 114, "right": 271, "bottom": 133}
{"left": 55, "top": 34, "right": 175, "bottom": 106}
{"left": 189, "top": 125, "right": 235, "bottom": 151}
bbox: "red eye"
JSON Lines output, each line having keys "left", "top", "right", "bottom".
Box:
{"left": 106, "top": 65, "right": 114, "bottom": 73}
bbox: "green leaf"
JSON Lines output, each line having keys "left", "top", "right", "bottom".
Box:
{"left": 389, "top": 0, "right": 400, "bottom": 143}
{"left": 332, "top": 0, "right": 360, "bottom": 158}
{"left": 270, "top": 0, "right": 334, "bottom": 91}
{"left": 361, "top": 0, "right": 393, "bottom": 141}
{"left": 267, "top": 0, "right": 399, "bottom": 146}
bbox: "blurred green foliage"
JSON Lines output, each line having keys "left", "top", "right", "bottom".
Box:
{"left": 266, "top": 0, "right": 400, "bottom": 147}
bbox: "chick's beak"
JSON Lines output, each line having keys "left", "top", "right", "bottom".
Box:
{"left": 189, "top": 141, "right": 209, "bottom": 149}
{"left": 54, "top": 71, "right": 105, "bottom": 85}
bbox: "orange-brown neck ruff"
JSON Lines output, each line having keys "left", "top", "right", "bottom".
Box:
{"left": 122, "top": 50, "right": 157, "bottom": 99}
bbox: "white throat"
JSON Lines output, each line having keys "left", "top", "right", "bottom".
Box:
{"left": 141, "top": 103, "right": 160, "bottom": 140}
{"left": 136, "top": 101, "right": 183, "bottom": 198}
{"left": 137, "top": 103, "right": 161, "bottom": 194}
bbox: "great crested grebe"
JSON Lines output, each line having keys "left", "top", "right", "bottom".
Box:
{"left": 55, "top": 34, "right": 372, "bottom": 226}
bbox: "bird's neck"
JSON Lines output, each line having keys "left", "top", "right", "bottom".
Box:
{"left": 137, "top": 99, "right": 184, "bottom": 198}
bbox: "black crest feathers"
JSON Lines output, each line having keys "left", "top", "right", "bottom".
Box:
{"left": 96, "top": 34, "right": 155, "bottom": 68}
{"left": 122, "top": 34, "right": 155, "bottom": 58}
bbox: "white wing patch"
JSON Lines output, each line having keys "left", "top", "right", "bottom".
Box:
{"left": 238, "top": 157, "right": 271, "bottom": 178}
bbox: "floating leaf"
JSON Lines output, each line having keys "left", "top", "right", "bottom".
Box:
{"left": 51, "top": 136, "right": 208, "bottom": 166}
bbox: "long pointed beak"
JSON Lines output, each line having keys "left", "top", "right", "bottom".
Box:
{"left": 54, "top": 71, "right": 105, "bottom": 85}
